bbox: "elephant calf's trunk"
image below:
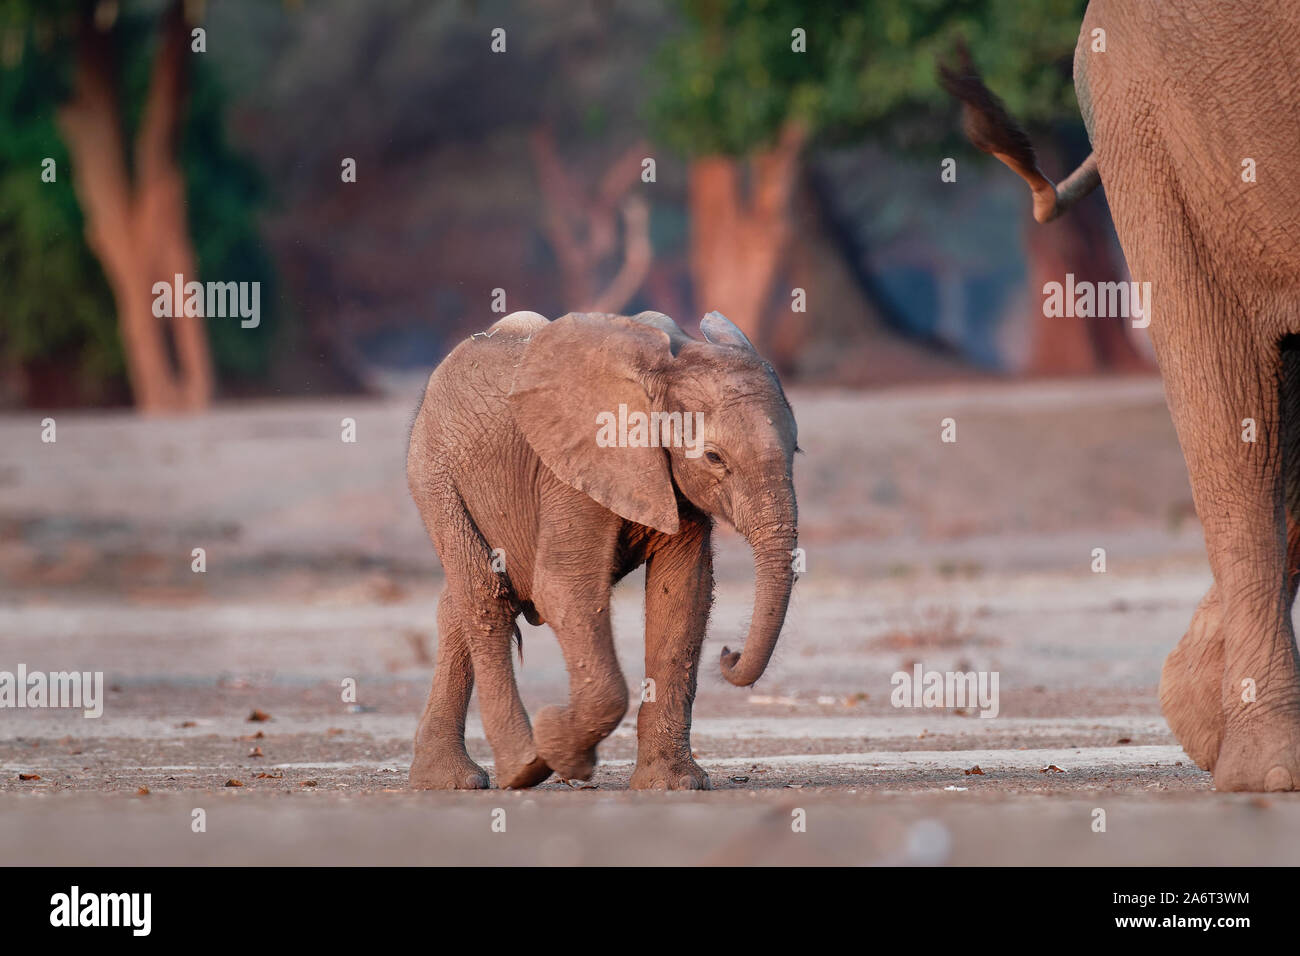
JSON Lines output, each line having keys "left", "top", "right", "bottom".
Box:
{"left": 720, "top": 529, "right": 796, "bottom": 687}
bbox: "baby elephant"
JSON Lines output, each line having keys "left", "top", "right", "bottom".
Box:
{"left": 406, "top": 309, "right": 799, "bottom": 789}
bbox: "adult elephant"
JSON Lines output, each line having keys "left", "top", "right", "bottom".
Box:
{"left": 406, "top": 309, "right": 798, "bottom": 790}
{"left": 944, "top": 2, "right": 1300, "bottom": 791}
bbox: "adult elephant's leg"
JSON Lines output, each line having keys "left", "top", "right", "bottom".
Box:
{"left": 530, "top": 509, "right": 629, "bottom": 782}
{"left": 630, "top": 518, "right": 712, "bottom": 790}
{"left": 1162, "top": 318, "right": 1300, "bottom": 791}
{"left": 1157, "top": 522, "right": 1300, "bottom": 775}
{"left": 410, "top": 594, "right": 490, "bottom": 789}
{"left": 1160, "top": 585, "right": 1224, "bottom": 770}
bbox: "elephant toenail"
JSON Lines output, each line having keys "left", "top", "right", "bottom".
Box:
{"left": 1264, "top": 767, "right": 1294, "bottom": 792}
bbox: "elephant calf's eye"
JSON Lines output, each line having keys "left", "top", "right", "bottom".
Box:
{"left": 704, "top": 451, "right": 725, "bottom": 467}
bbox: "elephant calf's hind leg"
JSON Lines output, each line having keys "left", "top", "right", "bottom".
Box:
{"left": 458, "top": 588, "right": 552, "bottom": 789}
{"left": 410, "top": 599, "right": 491, "bottom": 790}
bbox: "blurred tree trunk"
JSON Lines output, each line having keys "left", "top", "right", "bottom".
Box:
{"left": 530, "top": 129, "right": 651, "bottom": 314}
{"left": 776, "top": 166, "right": 976, "bottom": 385}
{"left": 57, "top": 1, "right": 212, "bottom": 413}
{"left": 1022, "top": 142, "right": 1148, "bottom": 374}
{"left": 688, "top": 122, "right": 805, "bottom": 348}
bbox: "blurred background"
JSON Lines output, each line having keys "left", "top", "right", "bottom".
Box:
{"left": 8, "top": 0, "right": 1249, "bottom": 865}
{"left": 1, "top": 0, "right": 1151, "bottom": 412}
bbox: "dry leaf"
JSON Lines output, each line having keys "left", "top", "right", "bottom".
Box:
{"left": 249, "top": 747, "right": 264, "bottom": 758}
{"left": 18, "top": 773, "right": 40, "bottom": 781}
{"left": 247, "top": 709, "right": 271, "bottom": 723}
{"left": 137, "top": 786, "right": 150, "bottom": 795}
{"left": 1040, "top": 764, "right": 1067, "bottom": 773}
{"left": 225, "top": 778, "right": 244, "bottom": 787}
{"left": 964, "top": 765, "right": 984, "bottom": 775}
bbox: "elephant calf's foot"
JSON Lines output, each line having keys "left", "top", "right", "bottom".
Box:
{"left": 492, "top": 747, "right": 552, "bottom": 789}
{"left": 1159, "top": 593, "right": 1225, "bottom": 771}
{"left": 410, "top": 748, "right": 491, "bottom": 790}
{"left": 629, "top": 754, "right": 711, "bottom": 790}
{"left": 532, "top": 705, "right": 602, "bottom": 781}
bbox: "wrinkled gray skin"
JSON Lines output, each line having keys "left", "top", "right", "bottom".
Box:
{"left": 406, "top": 310, "right": 798, "bottom": 789}
{"left": 1084, "top": 2, "right": 1300, "bottom": 793}
{"left": 950, "top": 1, "right": 1300, "bottom": 791}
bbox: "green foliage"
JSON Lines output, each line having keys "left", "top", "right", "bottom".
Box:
{"left": 0, "top": 12, "right": 118, "bottom": 382}
{"left": 0, "top": 2, "right": 275, "bottom": 395}
{"left": 117, "top": 13, "right": 279, "bottom": 379}
{"left": 651, "top": 0, "right": 1089, "bottom": 157}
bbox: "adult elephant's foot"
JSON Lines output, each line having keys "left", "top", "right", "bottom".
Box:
{"left": 410, "top": 748, "right": 491, "bottom": 790}
{"left": 532, "top": 705, "right": 600, "bottom": 781}
{"left": 1213, "top": 711, "right": 1300, "bottom": 791}
{"left": 629, "top": 754, "right": 711, "bottom": 790}
{"left": 1159, "top": 589, "right": 1225, "bottom": 771}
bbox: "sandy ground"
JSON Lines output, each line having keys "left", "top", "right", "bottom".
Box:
{"left": 2, "top": 377, "right": 1293, "bottom": 865}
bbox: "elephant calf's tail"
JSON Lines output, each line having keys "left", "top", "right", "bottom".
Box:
{"left": 938, "top": 41, "right": 1100, "bottom": 224}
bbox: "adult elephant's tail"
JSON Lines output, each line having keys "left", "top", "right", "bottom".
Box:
{"left": 938, "top": 41, "right": 1100, "bottom": 224}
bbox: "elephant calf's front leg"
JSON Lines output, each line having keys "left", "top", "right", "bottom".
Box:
{"left": 529, "top": 601, "right": 630, "bottom": 782}
{"left": 630, "top": 520, "right": 712, "bottom": 790}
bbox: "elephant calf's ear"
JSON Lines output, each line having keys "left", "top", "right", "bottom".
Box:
{"left": 508, "top": 313, "right": 681, "bottom": 535}
{"left": 700, "top": 311, "right": 757, "bottom": 352}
